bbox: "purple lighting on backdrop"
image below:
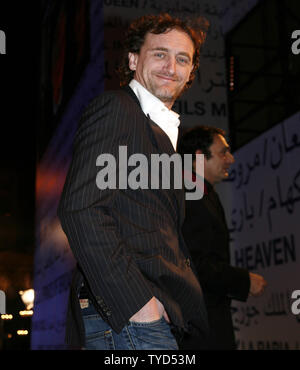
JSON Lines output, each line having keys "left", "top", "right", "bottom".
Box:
{"left": 31, "top": 0, "right": 104, "bottom": 349}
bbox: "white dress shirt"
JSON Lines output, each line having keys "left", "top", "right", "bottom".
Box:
{"left": 129, "top": 79, "right": 180, "bottom": 150}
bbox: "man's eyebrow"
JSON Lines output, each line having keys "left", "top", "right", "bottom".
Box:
{"left": 149, "top": 47, "right": 169, "bottom": 52}
{"left": 220, "top": 144, "right": 230, "bottom": 152}
{"left": 149, "top": 47, "right": 192, "bottom": 60}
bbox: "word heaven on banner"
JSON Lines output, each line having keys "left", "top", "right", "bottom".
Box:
{"left": 229, "top": 112, "right": 300, "bottom": 350}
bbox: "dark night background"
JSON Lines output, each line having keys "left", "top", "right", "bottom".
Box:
{"left": 0, "top": 3, "right": 39, "bottom": 349}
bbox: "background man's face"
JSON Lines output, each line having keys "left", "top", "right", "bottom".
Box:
{"left": 203, "top": 134, "right": 235, "bottom": 185}
{"left": 128, "top": 28, "right": 194, "bottom": 109}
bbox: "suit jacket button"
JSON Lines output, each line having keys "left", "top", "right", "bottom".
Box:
{"left": 96, "top": 297, "right": 105, "bottom": 307}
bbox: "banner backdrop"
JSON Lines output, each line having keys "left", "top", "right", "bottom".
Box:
{"left": 220, "top": 0, "right": 260, "bottom": 34}
{"left": 228, "top": 112, "right": 300, "bottom": 350}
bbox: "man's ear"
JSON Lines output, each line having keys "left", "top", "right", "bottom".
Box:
{"left": 193, "top": 149, "right": 204, "bottom": 172}
{"left": 128, "top": 52, "right": 138, "bottom": 71}
{"left": 195, "top": 149, "right": 207, "bottom": 164}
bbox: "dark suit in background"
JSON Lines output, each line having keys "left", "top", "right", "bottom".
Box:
{"left": 178, "top": 125, "right": 267, "bottom": 350}
{"left": 180, "top": 179, "right": 250, "bottom": 350}
{"left": 58, "top": 87, "right": 209, "bottom": 348}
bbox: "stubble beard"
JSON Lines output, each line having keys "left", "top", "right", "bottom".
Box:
{"left": 149, "top": 82, "right": 182, "bottom": 106}
{"left": 148, "top": 71, "right": 187, "bottom": 106}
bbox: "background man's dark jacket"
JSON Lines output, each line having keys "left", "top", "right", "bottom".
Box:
{"left": 180, "top": 179, "right": 250, "bottom": 350}
{"left": 58, "top": 87, "right": 209, "bottom": 348}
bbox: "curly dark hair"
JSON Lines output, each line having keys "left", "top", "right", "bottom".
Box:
{"left": 117, "top": 13, "right": 208, "bottom": 91}
{"left": 178, "top": 125, "right": 226, "bottom": 160}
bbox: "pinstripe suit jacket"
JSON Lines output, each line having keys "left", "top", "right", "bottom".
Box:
{"left": 58, "top": 86, "right": 209, "bottom": 348}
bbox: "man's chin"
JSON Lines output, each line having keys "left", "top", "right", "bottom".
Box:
{"left": 155, "top": 88, "right": 179, "bottom": 103}
{"left": 223, "top": 172, "right": 229, "bottom": 180}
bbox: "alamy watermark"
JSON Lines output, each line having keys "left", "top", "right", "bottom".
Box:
{"left": 0, "top": 30, "right": 6, "bottom": 54}
{"left": 291, "top": 30, "right": 300, "bottom": 55}
{"left": 95, "top": 146, "right": 204, "bottom": 200}
{"left": 291, "top": 290, "right": 300, "bottom": 315}
{"left": 0, "top": 290, "right": 5, "bottom": 314}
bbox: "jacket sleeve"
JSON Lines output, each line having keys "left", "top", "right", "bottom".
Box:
{"left": 182, "top": 199, "right": 250, "bottom": 302}
{"left": 57, "top": 92, "right": 153, "bottom": 332}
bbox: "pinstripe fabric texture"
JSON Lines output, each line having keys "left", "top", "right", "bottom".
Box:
{"left": 58, "top": 87, "right": 209, "bottom": 348}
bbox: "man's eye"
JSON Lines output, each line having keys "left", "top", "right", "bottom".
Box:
{"left": 177, "top": 57, "right": 189, "bottom": 65}
{"left": 155, "top": 53, "right": 165, "bottom": 58}
{"left": 222, "top": 149, "right": 230, "bottom": 156}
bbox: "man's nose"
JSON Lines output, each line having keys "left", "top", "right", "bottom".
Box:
{"left": 163, "top": 55, "right": 176, "bottom": 75}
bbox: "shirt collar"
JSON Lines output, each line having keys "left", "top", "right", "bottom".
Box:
{"left": 129, "top": 79, "right": 180, "bottom": 128}
{"left": 189, "top": 171, "right": 213, "bottom": 195}
{"left": 204, "top": 178, "right": 214, "bottom": 195}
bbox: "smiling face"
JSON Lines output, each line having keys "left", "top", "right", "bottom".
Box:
{"left": 200, "top": 134, "right": 235, "bottom": 185}
{"left": 128, "top": 28, "right": 195, "bottom": 109}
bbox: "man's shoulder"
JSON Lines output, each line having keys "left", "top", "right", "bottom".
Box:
{"left": 77, "top": 87, "right": 143, "bottom": 132}
{"left": 185, "top": 193, "right": 211, "bottom": 219}
{"left": 87, "top": 87, "right": 138, "bottom": 110}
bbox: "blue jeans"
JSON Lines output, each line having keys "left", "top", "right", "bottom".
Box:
{"left": 81, "top": 300, "right": 179, "bottom": 350}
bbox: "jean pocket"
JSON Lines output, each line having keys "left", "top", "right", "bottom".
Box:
{"left": 85, "top": 328, "right": 115, "bottom": 350}
{"left": 127, "top": 317, "right": 178, "bottom": 350}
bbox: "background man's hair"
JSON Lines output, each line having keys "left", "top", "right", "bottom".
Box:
{"left": 178, "top": 125, "right": 226, "bottom": 160}
{"left": 117, "top": 13, "right": 209, "bottom": 91}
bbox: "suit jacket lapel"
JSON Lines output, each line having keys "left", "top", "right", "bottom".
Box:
{"left": 122, "top": 85, "right": 185, "bottom": 219}
{"left": 146, "top": 116, "right": 185, "bottom": 222}
{"left": 122, "top": 85, "right": 174, "bottom": 155}
{"left": 147, "top": 118, "right": 175, "bottom": 156}
{"left": 146, "top": 118, "right": 186, "bottom": 228}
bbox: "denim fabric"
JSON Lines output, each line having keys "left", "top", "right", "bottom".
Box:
{"left": 81, "top": 300, "right": 178, "bottom": 350}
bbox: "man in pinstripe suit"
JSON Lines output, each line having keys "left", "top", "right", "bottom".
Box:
{"left": 58, "top": 13, "right": 209, "bottom": 350}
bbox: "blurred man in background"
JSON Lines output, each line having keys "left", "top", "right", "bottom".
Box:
{"left": 178, "top": 125, "right": 267, "bottom": 350}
